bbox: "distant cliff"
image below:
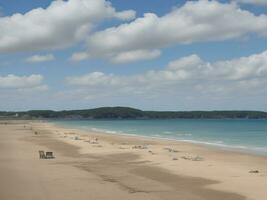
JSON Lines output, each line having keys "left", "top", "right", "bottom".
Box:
{"left": 1, "top": 107, "right": 267, "bottom": 119}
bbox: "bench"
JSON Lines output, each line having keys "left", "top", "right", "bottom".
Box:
{"left": 45, "top": 152, "right": 55, "bottom": 159}
{"left": 38, "top": 151, "right": 55, "bottom": 159}
{"left": 39, "top": 150, "right": 46, "bottom": 159}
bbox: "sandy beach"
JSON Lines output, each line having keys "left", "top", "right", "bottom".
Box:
{"left": 0, "top": 120, "right": 266, "bottom": 200}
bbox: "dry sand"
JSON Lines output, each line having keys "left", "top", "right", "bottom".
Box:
{"left": 0, "top": 120, "right": 266, "bottom": 200}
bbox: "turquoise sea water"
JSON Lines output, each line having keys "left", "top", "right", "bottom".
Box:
{"left": 51, "top": 119, "right": 267, "bottom": 155}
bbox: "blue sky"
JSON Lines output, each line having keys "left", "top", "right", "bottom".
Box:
{"left": 0, "top": 0, "right": 267, "bottom": 111}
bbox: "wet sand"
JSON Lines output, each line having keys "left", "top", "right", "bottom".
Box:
{"left": 0, "top": 120, "right": 266, "bottom": 200}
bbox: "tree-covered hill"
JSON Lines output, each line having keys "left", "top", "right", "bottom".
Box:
{"left": 1, "top": 107, "right": 267, "bottom": 119}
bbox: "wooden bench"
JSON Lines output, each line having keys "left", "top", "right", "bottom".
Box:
{"left": 38, "top": 151, "right": 55, "bottom": 159}
{"left": 39, "top": 150, "right": 46, "bottom": 159}
{"left": 45, "top": 152, "right": 54, "bottom": 159}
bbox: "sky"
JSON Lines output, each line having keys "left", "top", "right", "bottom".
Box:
{"left": 0, "top": 0, "right": 267, "bottom": 111}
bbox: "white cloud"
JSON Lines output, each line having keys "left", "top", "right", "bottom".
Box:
{"left": 70, "top": 52, "right": 91, "bottom": 62}
{"left": 0, "top": 0, "right": 135, "bottom": 53}
{"left": 232, "top": 0, "right": 267, "bottom": 5}
{"left": 110, "top": 49, "right": 161, "bottom": 64}
{"left": 0, "top": 74, "right": 49, "bottom": 110}
{"left": 0, "top": 74, "right": 47, "bottom": 90}
{"left": 66, "top": 50, "right": 267, "bottom": 101}
{"left": 25, "top": 54, "right": 55, "bottom": 63}
{"left": 73, "top": 0, "right": 267, "bottom": 63}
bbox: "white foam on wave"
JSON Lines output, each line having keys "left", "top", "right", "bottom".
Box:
{"left": 92, "top": 128, "right": 267, "bottom": 155}
{"left": 177, "top": 139, "right": 267, "bottom": 155}
{"left": 175, "top": 133, "right": 192, "bottom": 137}
{"left": 107, "top": 130, "right": 267, "bottom": 155}
{"left": 89, "top": 127, "right": 120, "bottom": 134}
{"left": 163, "top": 131, "right": 173, "bottom": 134}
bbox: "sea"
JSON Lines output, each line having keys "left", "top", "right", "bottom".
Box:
{"left": 51, "top": 119, "right": 267, "bottom": 156}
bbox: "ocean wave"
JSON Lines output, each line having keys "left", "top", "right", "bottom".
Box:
{"left": 175, "top": 133, "right": 192, "bottom": 137}
{"left": 92, "top": 128, "right": 267, "bottom": 155}
{"left": 51, "top": 121, "right": 267, "bottom": 156}
{"left": 177, "top": 139, "right": 267, "bottom": 155}
{"left": 163, "top": 131, "right": 173, "bottom": 134}
{"left": 90, "top": 127, "right": 120, "bottom": 134}
{"left": 88, "top": 128, "right": 267, "bottom": 155}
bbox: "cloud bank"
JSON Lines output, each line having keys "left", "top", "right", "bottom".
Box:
{"left": 0, "top": 0, "right": 135, "bottom": 53}
{"left": 72, "top": 0, "right": 267, "bottom": 63}
{"left": 232, "top": 0, "right": 267, "bottom": 5}
{"left": 66, "top": 50, "right": 267, "bottom": 101}
{"left": 0, "top": 74, "right": 47, "bottom": 90}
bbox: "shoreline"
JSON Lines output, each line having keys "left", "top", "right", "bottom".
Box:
{"left": 49, "top": 120, "right": 267, "bottom": 157}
